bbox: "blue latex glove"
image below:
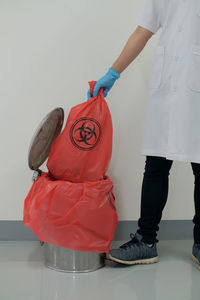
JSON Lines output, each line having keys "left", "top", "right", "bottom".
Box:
{"left": 87, "top": 67, "right": 120, "bottom": 100}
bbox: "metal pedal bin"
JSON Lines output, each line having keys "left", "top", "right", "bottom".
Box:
{"left": 28, "top": 107, "right": 105, "bottom": 273}
{"left": 43, "top": 242, "right": 105, "bottom": 273}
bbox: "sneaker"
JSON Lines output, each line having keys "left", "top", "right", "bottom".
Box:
{"left": 106, "top": 232, "right": 159, "bottom": 265}
{"left": 191, "top": 242, "right": 200, "bottom": 267}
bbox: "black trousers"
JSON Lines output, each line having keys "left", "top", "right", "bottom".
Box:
{"left": 137, "top": 155, "right": 200, "bottom": 244}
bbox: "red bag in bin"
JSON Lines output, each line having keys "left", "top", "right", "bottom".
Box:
{"left": 47, "top": 81, "right": 113, "bottom": 182}
{"left": 23, "top": 171, "right": 118, "bottom": 253}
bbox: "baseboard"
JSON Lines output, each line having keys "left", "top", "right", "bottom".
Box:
{"left": 113, "top": 220, "right": 193, "bottom": 241}
{"left": 0, "top": 220, "right": 194, "bottom": 241}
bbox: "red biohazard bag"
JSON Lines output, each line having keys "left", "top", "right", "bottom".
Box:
{"left": 23, "top": 171, "right": 118, "bottom": 253}
{"left": 46, "top": 81, "right": 113, "bottom": 182}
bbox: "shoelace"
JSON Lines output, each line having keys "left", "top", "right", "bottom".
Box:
{"left": 120, "top": 233, "right": 143, "bottom": 249}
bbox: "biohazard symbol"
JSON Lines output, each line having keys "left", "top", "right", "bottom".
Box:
{"left": 70, "top": 117, "right": 101, "bottom": 151}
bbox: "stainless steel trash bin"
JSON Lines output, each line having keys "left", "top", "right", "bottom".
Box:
{"left": 43, "top": 242, "right": 105, "bottom": 273}
{"left": 27, "top": 108, "right": 105, "bottom": 273}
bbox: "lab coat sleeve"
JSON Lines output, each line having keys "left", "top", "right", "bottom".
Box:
{"left": 135, "top": 0, "right": 161, "bottom": 34}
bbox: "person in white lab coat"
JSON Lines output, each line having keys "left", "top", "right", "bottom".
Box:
{"left": 87, "top": 0, "right": 200, "bottom": 267}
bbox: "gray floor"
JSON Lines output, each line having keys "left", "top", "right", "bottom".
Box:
{"left": 0, "top": 240, "right": 200, "bottom": 300}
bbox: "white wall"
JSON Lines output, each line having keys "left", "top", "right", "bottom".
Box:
{"left": 0, "top": 0, "right": 195, "bottom": 221}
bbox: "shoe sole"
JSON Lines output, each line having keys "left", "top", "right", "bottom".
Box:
{"left": 106, "top": 253, "right": 159, "bottom": 265}
{"left": 191, "top": 254, "right": 200, "bottom": 268}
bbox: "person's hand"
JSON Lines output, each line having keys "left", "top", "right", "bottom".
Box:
{"left": 87, "top": 67, "right": 120, "bottom": 100}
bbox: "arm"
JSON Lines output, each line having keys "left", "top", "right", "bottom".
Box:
{"left": 111, "top": 26, "right": 154, "bottom": 74}
{"left": 87, "top": 26, "right": 154, "bottom": 99}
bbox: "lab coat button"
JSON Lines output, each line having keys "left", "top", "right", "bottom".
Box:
{"left": 178, "top": 26, "right": 183, "bottom": 32}
{"left": 173, "top": 86, "right": 177, "bottom": 92}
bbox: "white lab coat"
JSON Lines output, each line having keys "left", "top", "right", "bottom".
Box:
{"left": 135, "top": 0, "right": 200, "bottom": 163}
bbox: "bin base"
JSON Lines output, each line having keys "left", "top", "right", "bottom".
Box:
{"left": 43, "top": 242, "right": 105, "bottom": 273}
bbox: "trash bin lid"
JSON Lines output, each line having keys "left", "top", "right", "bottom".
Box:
{"left": 28, "top": 107, "right": 64, "bottom": 170}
